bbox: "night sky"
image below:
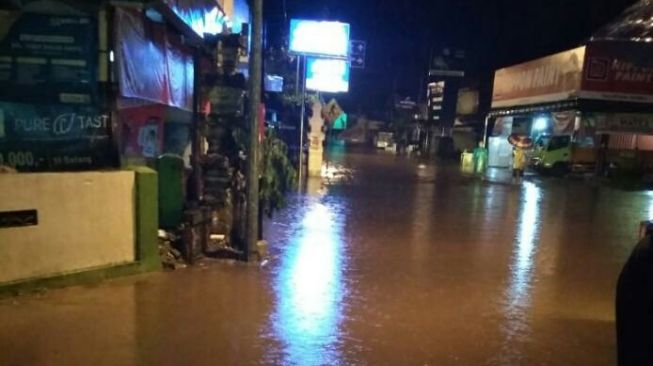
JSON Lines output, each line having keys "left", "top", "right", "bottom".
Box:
{"left": 264, "top": 0, "right": 639, "bottom": 116}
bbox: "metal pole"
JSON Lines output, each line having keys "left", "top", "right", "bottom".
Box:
{"left": 246, "top": 0, "right": 263, "bottom": 261}
{"left": 295, "top": 55, "right": 300, "bottom": 97}
{"left": 482, "top": 116, "right": 490, "bottom": 147}
{"left": 298, "top": 55, "right": 306, "bottom": 184}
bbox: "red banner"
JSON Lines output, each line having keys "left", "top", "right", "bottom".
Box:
{"left": 115, "top": 8, "right": 194, "bottom": 111}
{"left": 581, "top": 42, "right": 653, "bottom": 103}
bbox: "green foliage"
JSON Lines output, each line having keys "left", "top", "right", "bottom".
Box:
{"left": 260, "top": 129, "right": 297, "bottom": 216}
{"left": 265, "top": 46, "right": 319, "bottom": 108}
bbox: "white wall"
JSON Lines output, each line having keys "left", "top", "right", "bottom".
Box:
{"left": 0, "top": 171, "right": 136, "bottom": 284}
{"left": 488, "top": 137, "right": 513, "bottom": 168}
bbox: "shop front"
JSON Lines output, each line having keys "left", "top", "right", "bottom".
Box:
{"left": 487, "top": 41, "right": 653, "bottom": 175}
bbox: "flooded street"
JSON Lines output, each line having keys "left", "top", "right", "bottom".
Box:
{"left": 0, "top": 147, "right": 649, "bottom": 365}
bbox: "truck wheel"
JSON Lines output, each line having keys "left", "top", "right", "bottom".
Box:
{"left": 552, "top": 162, "right": 568, "bottom": 177}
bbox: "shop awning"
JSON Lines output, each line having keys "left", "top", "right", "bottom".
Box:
{"left": 489, "top": 100, "right": 579, "bottom": 117}
{"left": 489, "top": 98, "right": 653, "bottom": 118}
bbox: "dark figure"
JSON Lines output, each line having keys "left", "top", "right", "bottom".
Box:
{"left": 616, "top": 234, "right": 653, "bottom": 365}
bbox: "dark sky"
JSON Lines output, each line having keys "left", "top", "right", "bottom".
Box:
{"left": 264, "top": 0, "right": 639, "bottom": 114}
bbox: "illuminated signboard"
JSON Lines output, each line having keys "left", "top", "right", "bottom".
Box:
{"left": 289, "top": 19, "right": 350, "bottom": 57}
{"left": 305, "top": 57, "right": 350, "bottom": 93}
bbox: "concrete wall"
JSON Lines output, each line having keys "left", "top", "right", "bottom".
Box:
{"left": 0, "top": 171, "right": 137, "bottom": 284}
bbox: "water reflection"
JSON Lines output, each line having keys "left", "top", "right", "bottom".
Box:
{"left": 499, "top": 181, "right": 543, "bottom": 362}
{"left": 270, "top": 198, "right": 347, "bottom": 366}
{"left": 511, "top": 182, "right": 542, "bottom": 303}
{"left": 646, "top": 191, "right": 653, "bottom": 220}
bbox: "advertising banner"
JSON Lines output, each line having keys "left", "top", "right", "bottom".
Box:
{"left": 118, "top": 104, "right": 166, "bottom": 159}
{"left": 581, "top": 42, "right": 653, "bottom": 103}
{"left": 115, "top": 8, "right": 194, "bottom": 111}
{"left": 0, "top": 101, "right": 118, "bottom": 171}
{"left": 492, "top": 47, "right": 585, "bottom": 108}
{"left": 552, "top": 112, "right": 576, "bottom": 135}
{"left": 492, "top": 116, "right": 513, "bottom": 137}
{"left": 0, "top": 12, "right": 97, "bottom": 104}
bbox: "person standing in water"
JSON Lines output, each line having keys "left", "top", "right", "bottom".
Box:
{"left": 512, "top": 147, "right": 526, "bottom": 181}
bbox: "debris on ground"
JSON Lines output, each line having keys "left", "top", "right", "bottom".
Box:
{"left": 158, "top": 229, "right": 186, "bottom": 270}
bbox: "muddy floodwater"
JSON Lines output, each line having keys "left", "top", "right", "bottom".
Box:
{"left": 1, "top": 147, "right": 649, "bottom": 365}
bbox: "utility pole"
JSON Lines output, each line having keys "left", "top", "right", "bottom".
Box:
{"left": 298, "top": 56, "right": 306, "bottom": 184}
{"left": 246, "top": 0, "right": 263, "bottom": 261}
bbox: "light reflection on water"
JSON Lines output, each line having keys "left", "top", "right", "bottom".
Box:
{"left": 270, "top": 198, "right": 347, "bottom": 366}
{"left": 498, "top": 181, "right": 543, "bottom": 362}
{"left": 511, "top": 181, "right": 542, "bottom": 303}
{"left": 646, "top": 191, "right": 653, "bottom": 220}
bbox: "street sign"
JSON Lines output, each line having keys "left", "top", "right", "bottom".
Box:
{"left": 351, "top": 56, "right": 365, "bottom": 69}
{"left": 349, "top": 40, "right": 366, "bottom": 69}
{"left": 350, "top": 40, "right": 366, "bottom": 56}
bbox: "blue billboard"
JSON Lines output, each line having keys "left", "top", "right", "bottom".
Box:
{"left": 305, "top": 57, "right": 350, "bottom": 93}
{"left": 289, "top": 19, "right": 350, "bottom": 57}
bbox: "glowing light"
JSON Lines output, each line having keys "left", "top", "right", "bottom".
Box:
{"left": 645, "top": 191, "right": 653, "bottom": 220}
{"left": 498, "top": 181, "right": 543, "bottom": 362}
{"left": 533, "top": 117, "right": 548, "bottom": 132}
{"left": 507, "top": 181, "right": 542, "bottom": 310}
{"left": 202, "top": 7, "right": 224, "bottom": 35}
{"left": 305, "top": 57, "right": 350, "bottom": 93}
{"left": 289, "top": 19, "right": 350, "bottom": 57}
{"left": 175, "top": 6, "right": 224, "bottom": 37}
{"left": 271, "top": 200, "right": 346, "bottom": 365}
{"left": 109, "top": 50, "right": 114, "bottom": 63}
{"left": 321, "top": 165, "right": 337, "bottom": 179}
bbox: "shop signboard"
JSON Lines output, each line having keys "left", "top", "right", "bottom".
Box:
{"left": 0, "top": 12, "right": 97, "bottom": 104}
{"left": 305, "top": 57, "right": 350, "bottom": 93}
{"left": 289, "top": 19, "right": 350, "bottom": 58}
{"left": 396, "top": 97, "right": 417, "bottom": 110}
{"left": 0, "top": 101, "right": 118, "bottom": 171}
{"left": 264, "top": 74, "right": 283, "bottom": 92}
{"left": 596, "top": 113, "right": 653, "bottom": 135}
{"left": 492, "top": 47, "right": 585, "bottom": 108}
{"left": 581, "top": 42, "right": 653, "bottom": 103}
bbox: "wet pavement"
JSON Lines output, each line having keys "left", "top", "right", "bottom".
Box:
{"left": 1, "top": 146, "right": 650, "bottom": 365}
